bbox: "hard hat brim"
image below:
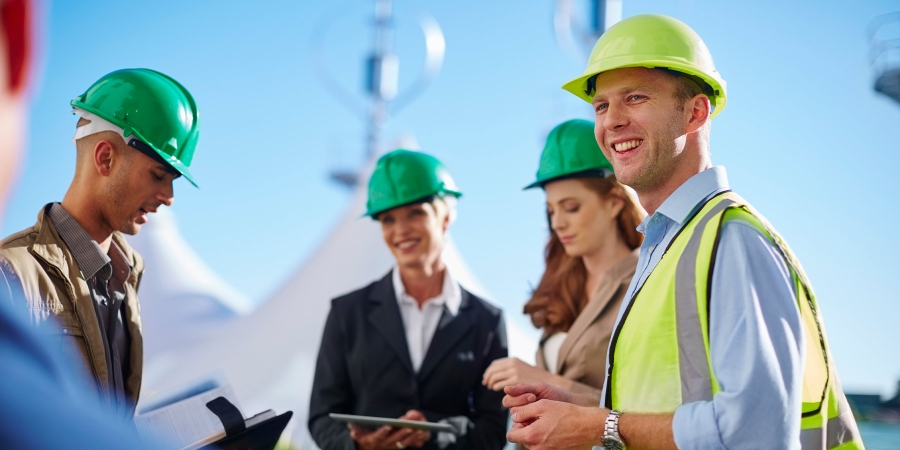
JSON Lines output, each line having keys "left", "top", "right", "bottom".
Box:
{"left": 523, "top": 168, "right": 613, "bottom": 191}
{"left": 363, "top": 190, "right": 462, "bottom": 219}
{"left": 561, "top": 57, "right": 727, "bottom": 119}
{"left": 159, "top": 153, "right": 198, "bottom": 188}
{"left": 523, "top": 180, "right": 544, "bottom": 190}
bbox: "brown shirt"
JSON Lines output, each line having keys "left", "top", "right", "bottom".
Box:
{"left": 535, "top": 249, "right": 639, "bottom": 398}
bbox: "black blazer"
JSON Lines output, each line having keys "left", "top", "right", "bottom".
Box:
{"left": 308, "top": 271, "right": 509, "bottom": 450}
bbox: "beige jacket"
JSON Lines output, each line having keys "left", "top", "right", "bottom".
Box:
{"left": 535, "top": 249, "right": 639, "bottom": 398}
{"left": 0, "top": 204, "right": 144, "bottom": 414}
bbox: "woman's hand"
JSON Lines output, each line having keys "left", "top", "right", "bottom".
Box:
{"left": 395, "top": 410, "right": 431, "bottom": 448}
{"left": 348, "top": 410, "right": 431, "bottom": 449}
{"left": 482, "top": 357, "right": 550, "bottom": 391}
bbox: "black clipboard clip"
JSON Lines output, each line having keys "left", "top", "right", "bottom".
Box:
{"left": 202, "top": 397, "right": 293, "bottom": 450}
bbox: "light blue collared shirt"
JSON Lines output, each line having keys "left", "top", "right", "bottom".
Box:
{"left": 600, "top": 167, "right": 805, "bottom": 450}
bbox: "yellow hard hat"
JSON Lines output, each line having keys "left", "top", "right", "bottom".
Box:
{"left": 562, "top": 14, "right": 727, "bottom": 118}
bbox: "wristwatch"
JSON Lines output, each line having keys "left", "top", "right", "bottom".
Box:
{"left": 601, "top": 410, "right": 625, "bottom": 450}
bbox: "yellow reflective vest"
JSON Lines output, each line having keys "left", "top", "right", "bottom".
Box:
{"left": 604, "top": 192, "right": 864, "bottom": 450}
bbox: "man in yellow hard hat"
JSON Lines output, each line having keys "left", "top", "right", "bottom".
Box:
{"left": 504, "top": 14, "right": 863, "bottom": 450}
{"left": 0, "top": 67, "right": 201, "bottom": 417}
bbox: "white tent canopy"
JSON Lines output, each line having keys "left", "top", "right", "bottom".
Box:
{"left": 142, "top": 174, "right": 538, "bottom": 448}
{"left": 126, "top": 207, "right": 254, "bottom": 360}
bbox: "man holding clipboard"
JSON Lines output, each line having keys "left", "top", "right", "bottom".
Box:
{"left": 308, "top": 150, "right": 509, "bottom": 450}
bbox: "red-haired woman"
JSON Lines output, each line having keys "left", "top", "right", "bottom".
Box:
{"left": 482, "top": 119, "right": 644, "bottom": 401}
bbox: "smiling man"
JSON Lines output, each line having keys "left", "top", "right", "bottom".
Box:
{"left": 503, "top": 14, "right": 864, "bottom": 450}
{"left": 0, "top": 68, "right": 200, "bottom": 417}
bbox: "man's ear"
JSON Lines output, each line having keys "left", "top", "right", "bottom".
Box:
{"left": 685, "top": 93, "right": 710, "bottom": 134}
{"left": 93, "top": 140, "right": 115, "bottom": 177}
{"left": 1, "top": 0, "right": 34, "bottom": 95}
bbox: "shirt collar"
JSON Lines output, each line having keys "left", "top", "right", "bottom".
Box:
{"left": 106, "top": 240, "right": 133, "bottom": 285}
{"left": 47, "top": 203, "right": 112, "bottom": 280}
{"left": 653, "top": 166, "right": 730, "bottom": 226}
{"left": 392, "top": 265, "right": 462, "bottom": 316}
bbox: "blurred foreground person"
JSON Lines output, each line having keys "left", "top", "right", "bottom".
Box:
{"left": 504, "top": 14, "right": 863, "bottom": 450}
{"left": 482, "top": 119, "right": 642, "bottom": 405}
{"left": 0, "top": 66, "right": 201, "bottom": 416}
{"left": 0, "top": 0, "right": 159, "bottom": 447}
{"left": 309, "top": 150, "right": 508, "bottom": 450}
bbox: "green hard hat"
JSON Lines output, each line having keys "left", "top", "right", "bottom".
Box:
{"left": 366, "top": 149, "right": 462, "bottom": 218}
{"left": 71, "top": 68, "right": 201, "bottom": 187}
{"left": 524, "top": 119, "right": 613, "bottom": 190}
{"left": 562, "top": 14, "right": 727, "bottom": 119}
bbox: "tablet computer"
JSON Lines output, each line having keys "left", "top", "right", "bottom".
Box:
{"left": 329, "top": 413, "right": 459, "bottom": 435}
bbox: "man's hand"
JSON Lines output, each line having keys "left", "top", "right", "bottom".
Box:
{"left": 506, "top": 399, "right": 606, "bottom": 450}
{"left": 348, "top": 410, "right": 431, "bottom": 450}
{"left": 482, "top": 357, "right": 551, "bottom": 391}
{"left": 503, "top": 382, "right": 596, "bottom": 409}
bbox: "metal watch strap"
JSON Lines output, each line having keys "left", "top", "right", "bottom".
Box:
{"left": 602, "top": 410, "right": 624, "bottom": 449}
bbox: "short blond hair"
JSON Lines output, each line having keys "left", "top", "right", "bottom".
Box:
{"left": 431, "top": 195, "right": 458, "bottom": 227}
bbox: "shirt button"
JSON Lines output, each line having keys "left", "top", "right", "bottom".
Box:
{"left": 63, "top": 329, "right": 68, "bottom": 334}
{"left": 649, "top": 245, "right": 655, "bottom": 252}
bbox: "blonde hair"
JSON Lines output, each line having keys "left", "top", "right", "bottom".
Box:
{"left": 433, "top": 195, "right": 458, "bottom": 226}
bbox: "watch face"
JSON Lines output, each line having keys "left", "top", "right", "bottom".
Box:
{"left": 602, "top": 437, "right": 625, "bottom": 450}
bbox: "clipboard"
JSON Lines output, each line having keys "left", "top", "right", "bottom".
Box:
{"left": 198, "top": 397, "right": 293, "bottom": 450}
{"left": 329, "top": 413, "right": 459, "bottom": 435}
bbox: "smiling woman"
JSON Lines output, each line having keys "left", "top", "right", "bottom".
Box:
{"left": 378, "top": 199, "right": 451, "bottom": 273}
{"left": 308, "top": 149, "right": 509, "bottom": 450}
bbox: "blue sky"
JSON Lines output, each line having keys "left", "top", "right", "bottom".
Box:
{"left": 4, "top": 0, "right": 899, "bottom": 396}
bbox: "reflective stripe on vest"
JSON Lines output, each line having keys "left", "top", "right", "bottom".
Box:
{"left": 800, "top": 405, "right": 862, "bottom": 449}
{"left": 605, "top": 192, "right": 865, "bottom": 450}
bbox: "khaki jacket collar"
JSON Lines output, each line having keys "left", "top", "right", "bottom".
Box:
{"left": 555, "top": 249, "right": 639, "bottom": 374}
{"left": 30, "top": 204, "right": 144, "bottom": 278}
{"left": 30, "top": 205, "right": 72, "bottom": 275}
{"left": 29, "top": 203, "right": 144, "bottom": 274}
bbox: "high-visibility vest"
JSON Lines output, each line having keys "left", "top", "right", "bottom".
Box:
{"left": 604, "top": 191, "right": 864, "bottom": 450}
